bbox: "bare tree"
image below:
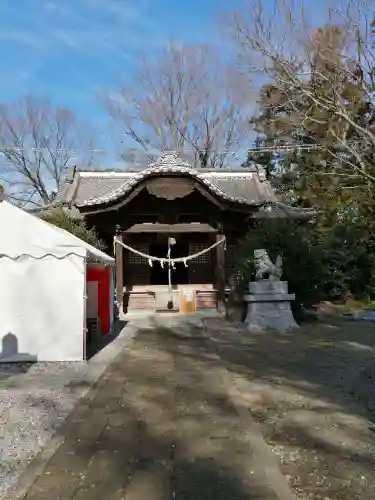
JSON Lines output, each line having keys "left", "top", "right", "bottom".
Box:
{"left": 0, "top": 96, "right": 93, "bottom": 206}
{"left": 228, "top": 0, "right": 375, "bottom": 182}
{"left": 104, "top": 43, "right": 251, "bottom": 168}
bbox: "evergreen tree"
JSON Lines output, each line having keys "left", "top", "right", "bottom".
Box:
{"left": 42, "top": 208, "right": 106, "bottom": 252}
{"left": 239, "top": 21, "right": 375, "bottom": 304}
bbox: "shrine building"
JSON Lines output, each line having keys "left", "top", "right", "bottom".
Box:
{"left": 54, "top": 152, "right": 313, "bottom": 314}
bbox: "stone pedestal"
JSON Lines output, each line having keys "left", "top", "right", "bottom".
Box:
{"left": 244, "top": 280, "right": 298, "bottom": 332}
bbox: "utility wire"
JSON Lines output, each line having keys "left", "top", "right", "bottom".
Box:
{"left": 0, "top": 141, "right": 369, "bottom": 155}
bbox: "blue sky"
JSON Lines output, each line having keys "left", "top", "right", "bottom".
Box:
{"left": 0, "top": 0, "right": 327, "bottom": 164}
{"left": 0, "top": 1, "right": 236, "bottom": 138}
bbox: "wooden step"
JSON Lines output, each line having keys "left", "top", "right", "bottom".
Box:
{"left": 196, "top": 290, "right": 217, "bottom": 309}
{"left": 124, "top": 287, "right": 218, "bottom": 312}
{"left": 126, "top": 291, "right": 156, "bottom": 311}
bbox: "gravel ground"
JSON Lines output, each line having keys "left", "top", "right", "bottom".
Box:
{"left": 0, "top": 361, "right": 88, "bottom": 499}
{"left": 204, "top": 317, "right": 375, "bottom": 500}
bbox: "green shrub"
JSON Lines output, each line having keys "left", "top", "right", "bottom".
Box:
{"left": 234, "top": 217, "right": 375, "bottom": 310}
{"left": 41, "top": 208, "right": 106, "bottom": 251}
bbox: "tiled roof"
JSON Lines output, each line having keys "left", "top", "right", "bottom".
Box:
{"left": 54, "top": 152, "right": 316, "bottom": 219}
{"left": 55, "top": 152, "right": 276, "bottom": 208}
{"left": 68, "top": 172, "right": 275, "bottom": 207}
{"left": 74, "top": 176, "right": 135, "bottom": 205}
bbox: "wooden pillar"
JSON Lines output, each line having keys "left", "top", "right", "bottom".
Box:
{"left": 216, "top": 233, "right": 226, "bottom": 312}
{"left": 114, "top": 225, "right": 124, "bottom": 314}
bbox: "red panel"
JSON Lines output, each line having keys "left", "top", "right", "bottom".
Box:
{"left": 87, "top": 266, "right": 111, "bottom": 335}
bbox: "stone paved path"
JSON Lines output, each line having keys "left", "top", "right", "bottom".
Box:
{"left": 20, "top": 316, "right": 295, "bottom": 500}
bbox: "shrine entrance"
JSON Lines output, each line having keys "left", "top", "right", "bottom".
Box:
{"left": 149, "top": 240, "right": 189, "bottom": 285}
{"left": 116, "top": 223, "right": 226, "bottom": 313}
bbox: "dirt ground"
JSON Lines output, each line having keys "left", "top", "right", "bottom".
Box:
{"left": 203, "top": 316, "right": 375, "bottom": 500}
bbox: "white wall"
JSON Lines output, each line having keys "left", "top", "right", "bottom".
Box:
{"left": 0, "top": 254, "right": 85, "bottom": 361}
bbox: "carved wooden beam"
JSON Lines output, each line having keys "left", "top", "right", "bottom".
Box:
{"left": 193, "top": 182, "right": 225, "bottom": 210}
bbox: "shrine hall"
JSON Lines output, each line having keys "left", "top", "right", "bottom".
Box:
{"left": 53, "top": 152, "right": 313, "bottom": 314}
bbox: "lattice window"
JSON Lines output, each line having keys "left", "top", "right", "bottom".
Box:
{"left": 189, "top": 243, "right": 210, "bottom": 263}
{"left": 127, "top": 243, "right": 149, "bottom": 264}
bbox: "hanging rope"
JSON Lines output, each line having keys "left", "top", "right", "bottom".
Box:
{"left": 114, "top": 236, "right": 226, "bottom": 265}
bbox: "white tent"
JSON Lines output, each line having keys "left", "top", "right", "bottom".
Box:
{"left": 0, "top": 200, "right": 115, "bottom": 362}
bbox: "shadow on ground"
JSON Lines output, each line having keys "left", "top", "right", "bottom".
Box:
{"left": 24, "top": 319, "right": 282, "bottom": 500}
{"left": 0, "top": 361, "right": 36, "bottom": 380}
{"left": 86, "top": 320, "right": 127, "bottom": 360}
{"left": 200, "top": 317, "right": 375, "bottom": 499}
{"left": 203, "top": 317, "right": 375, "bottom": 418}
{"left": 18, "top": 315, "right": 375, "bottom": 500}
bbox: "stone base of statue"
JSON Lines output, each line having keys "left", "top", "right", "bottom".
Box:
{"left": 244, "top": 280, "right": 298, "bottom": 332}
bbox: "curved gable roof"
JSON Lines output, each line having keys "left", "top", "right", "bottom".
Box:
{"left": 56, "top": 152, "right": 277, "bottom": 208}
{"left": 51, "top": 152, "right": 316, "bottom": 219}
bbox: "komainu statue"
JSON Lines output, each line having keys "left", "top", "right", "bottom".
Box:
{"left": 254, "top": 249, "right": 282, "bottom": 281}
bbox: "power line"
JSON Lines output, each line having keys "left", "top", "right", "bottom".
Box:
{"left": 0, "top": 148, "right": 105, "bottom": 153}
{"left": 0, "top": 141, "right": 369, "bottom": 156}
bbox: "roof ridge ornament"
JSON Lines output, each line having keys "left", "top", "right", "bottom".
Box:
{"left": 148, "top": 151, "right": 192, "bottom": 170}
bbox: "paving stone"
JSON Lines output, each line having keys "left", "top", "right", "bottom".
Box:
{"left": 19, "top": 317, "right": 295, "bottom": 500}
{"left": 24, "top": 469, "right": 80, "bottom": 500}
{"left": 122, "top": 465, "right": 172, "bottom": 500}
{"left": 72, "top": 449, "right": 131, "bottom": 500}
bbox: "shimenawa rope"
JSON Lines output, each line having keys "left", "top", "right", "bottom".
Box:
{"left": 114, "top": 237, "right": 226, "bottom": 266}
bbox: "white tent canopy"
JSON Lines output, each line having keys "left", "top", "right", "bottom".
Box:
{"left": 0, "top": 200, "right": 113, "bottom": 264}
{"left": 0, "top": 201, "right": 114, "bottom": 362}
